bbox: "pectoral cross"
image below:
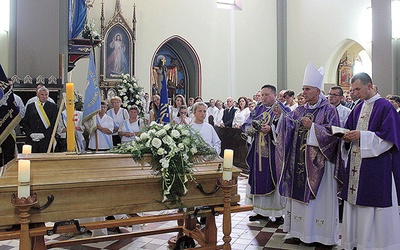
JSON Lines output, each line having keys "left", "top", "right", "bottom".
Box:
{"left": 350, "top": 185, "right": 356, "bottom": 194}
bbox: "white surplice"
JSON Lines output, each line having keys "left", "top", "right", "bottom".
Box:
{"left": 245, "top": 184, "right": 286, "bottom": 218}
{"left": 340, "top": 95, "right": 400, "bottom": 250}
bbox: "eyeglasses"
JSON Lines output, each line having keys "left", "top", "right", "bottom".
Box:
{"left": 328, "top": 93, "right": 341, "bottom": 97}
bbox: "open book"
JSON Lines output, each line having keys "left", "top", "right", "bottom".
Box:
{"left": 331, "top": 126, "right": 350, "bottom": 138}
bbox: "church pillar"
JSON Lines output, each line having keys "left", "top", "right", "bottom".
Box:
{"left": 276, "top": 0, "right": 287, "bottom": 91}
{"left": 393, "top": 39, "right": 400, "bottom": 94}
{"left": 371, "top": 0, "right": 393, "bottom": 96}
{"left": 15, "top": 0, "right": 65, "bottom": 78}
{"left": 59, "top": 0, "right": 69, "bottom": 83}
{"left": 7, "top": 0, "right": 17, "bottom": 75}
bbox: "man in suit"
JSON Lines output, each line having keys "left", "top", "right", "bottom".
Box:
{"left": 220, "top": 97, "right": 237, "bottom": 128}
{"left": 23, "top": 86, "right": 58, "bottom": 153}
{"left": 346, "top": 86, "right": 359, "bottom": 110}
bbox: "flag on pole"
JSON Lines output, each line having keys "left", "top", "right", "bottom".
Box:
{"left": 0, "top": 65, "right": 21, "bottom": 145}
{"left": 157, "top": 69, "right": 170, "bottom": 124}
{"left": 82, "top": 51, "right": 101, "bottom": 136}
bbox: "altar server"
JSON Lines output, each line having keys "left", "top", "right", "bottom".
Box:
{"left": 191, "top": 102, "right": 221, "bottom": 154}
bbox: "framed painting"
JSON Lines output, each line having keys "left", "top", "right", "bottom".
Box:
{"left": 104, "top": 25, "right": 131, "bottom": 79}
{"left": 339, "top": 65, "right": 352, "bottom": 87}
{"left": 100, "top": 6, "right": 135, "bottom": 84}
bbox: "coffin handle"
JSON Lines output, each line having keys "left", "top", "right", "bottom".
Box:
{"left": 31, "top": 194, "right": 54, "bottom": 211}
{"left": 196, "top": 183, "right": 220, "bottom": 195}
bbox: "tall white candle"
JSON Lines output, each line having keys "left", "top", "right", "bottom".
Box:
{"left": 18, "top": 160, "right": 31, "bottom": 198}
{"left": 222, "top": 149, "right": 234, "bottom": 180}
{"left": 22, "top": 145, "right": 32, "bottom": 154}
{"left": 18, "top": 160, "right": 30, "bottom": 182}
{"left": 18, "top": 185, "right": 30, "bottom": 198}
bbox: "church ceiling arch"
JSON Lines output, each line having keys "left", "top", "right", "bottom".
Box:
{"left": 325, "top": 39, "right": 370, "bottom": 91}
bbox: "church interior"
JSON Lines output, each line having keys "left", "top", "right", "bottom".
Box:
{"left": 1, "top": 0, "right": 400, "bottom": 249}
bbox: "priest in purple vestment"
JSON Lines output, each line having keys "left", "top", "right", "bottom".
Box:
{"left": 243, "top": 84, "right": 289, "bottom": 222}
{"left": 340, "top": 72, "right": 400, "bottom": 250}
{"left": 274, "top": 63, "right": 342, "bottom": 245}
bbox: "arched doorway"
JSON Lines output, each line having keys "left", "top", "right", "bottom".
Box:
{"left": 325, "top": 39, "right": 371, "bottom": 92}
{"left": 150, "top": 35, "right": 201, "bottom": 102}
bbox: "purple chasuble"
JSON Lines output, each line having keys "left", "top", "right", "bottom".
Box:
{"left": 243, "top": 103, "right": 288, "bottom": 195}
{"left": 340, "top": 98, "right": 400, "bottom": 207}
{"left": 276, "top": 97, "right": 340, "bottom": 203}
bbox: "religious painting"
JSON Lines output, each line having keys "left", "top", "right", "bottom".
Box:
{"left": 104, "top": 24, "right": 132, "bottom": 80}
{"left": 151, "top": 48, "right": 187, "bottom": 99}
{"left": 100, "top": 2, "right": 136, "bottom": 88}
{"left": 339, "top": 66, "right": 352, "bottom": 87}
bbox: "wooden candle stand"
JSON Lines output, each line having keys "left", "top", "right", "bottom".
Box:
{"left": 11, "top": 193, "right": 38, "bottom": 250}
{"left": 217, "top": 177, "right": 237, "bottom": 250}
{"left": 168, "top": 177, "right": 238, "bottom": 249}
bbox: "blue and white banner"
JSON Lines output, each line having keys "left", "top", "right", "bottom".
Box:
{"left": 157, "top": 69, "right": 170, "bottom": 124}
{"left": 82, "top": 51, "right": 101, "bottom": 135}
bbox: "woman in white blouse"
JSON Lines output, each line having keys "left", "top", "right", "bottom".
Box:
{"left": 171, "top": 94, "right": 186, "bottom": 121}
{"left": 213, "top": 99, "right": 224, "bottom": 127}
{"left": 118, "top": 105, "right": 145, "bottom": 143}
{"left": 233, "top": 96, "right": 250, "bottom": 129}
{"left": 107, "top": 96, "right": 129, "bottom": 146}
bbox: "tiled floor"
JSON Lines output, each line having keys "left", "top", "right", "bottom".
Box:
{"left": 0, "top": 176, "right": 342, "bottom": 249}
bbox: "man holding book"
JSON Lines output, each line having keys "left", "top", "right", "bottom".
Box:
{"left": 340, "top": 73, "right": 400, "bottom": 250}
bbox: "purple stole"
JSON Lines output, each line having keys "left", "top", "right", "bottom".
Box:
{"left": 243, "top": 104, "right": 277, "bottom": 195}
{"left": 341, "top": 98, "right": 400, "bottom": 207}
{"left": 276, "top": 98, "right": 340, "bottom": 203}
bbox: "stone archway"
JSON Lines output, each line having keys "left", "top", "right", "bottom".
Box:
{"left": 324, "top": 39, "right": 371, "bottom": 91}
{"left": 150, "top": 35, "right": 201, "bottom": 101}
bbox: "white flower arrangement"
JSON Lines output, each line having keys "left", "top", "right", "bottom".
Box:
{"left": 118, "top": 74, "right": 145, "bottom": 116}
{"left": 82, "top": 18, "right": 100, "bottom": 40}
{"left": 113, "top": 123, "right": 217, "bottom": 206}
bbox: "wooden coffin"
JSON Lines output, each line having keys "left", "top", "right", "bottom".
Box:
{"left": 0, "top": 153, "right": 241, "bottom": 227}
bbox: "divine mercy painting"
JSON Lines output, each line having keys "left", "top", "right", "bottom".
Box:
{"left": 105, "top": 25, "right": 131, "bottom": 79}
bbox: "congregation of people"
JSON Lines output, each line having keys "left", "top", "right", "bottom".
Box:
{"left": 2, "top": 61, "right": 400, "bottom": 249}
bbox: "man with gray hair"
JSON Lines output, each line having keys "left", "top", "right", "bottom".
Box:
{"left": 220, "top": 97, "right": 237, "bottom": 128}
{"left": 274, "top": 63, "right": 341, "bottom": 245}
{"left": 25, "top": 84, "right": 55, "bottom": 107}
{"left": 23, "top": 86, "right": 58, "bottom": 153}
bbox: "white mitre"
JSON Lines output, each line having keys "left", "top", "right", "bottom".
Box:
{"left": 302, "top": 62, "right": 324, "bottom": 90}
